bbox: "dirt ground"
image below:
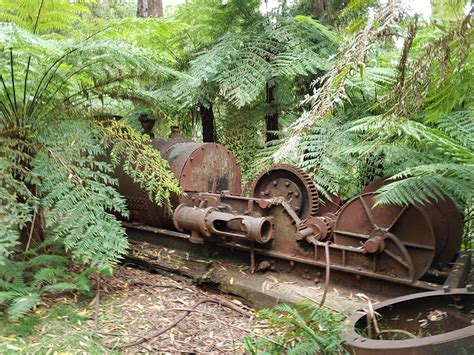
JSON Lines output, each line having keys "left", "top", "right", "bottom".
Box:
{"left": 97, "top": 265, "right": 255, "bottom": 353}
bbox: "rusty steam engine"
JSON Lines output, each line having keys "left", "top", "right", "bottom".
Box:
{"left": 116, "top": 120, "right": 466, "bottom": 289}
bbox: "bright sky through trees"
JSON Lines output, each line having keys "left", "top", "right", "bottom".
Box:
{"left": 163, "top": 0, "right": 433, "bottom": 16}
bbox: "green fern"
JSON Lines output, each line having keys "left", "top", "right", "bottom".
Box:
{"left": 32, "top": 267, "right": 65, "bottom": 287}
{"left": 7, "top": 293, "right": 41, "bottom": 320}
{"left": 0, "top": 0, "right": 90, "bottom": 35}
{"left": 244, "top": 303, "right": 344, "bottom": 354}
{"left": 0, "top": 1, "right": 183, "bottom": 318}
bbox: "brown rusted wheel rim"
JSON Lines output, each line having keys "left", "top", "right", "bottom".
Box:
{"left": 360, "top": 177, "right": 389, "bottom": 194}
{"left": 432, "top": 197, "right": 463, "bottom": 267}
{"left": 333, "top": 193, "right": 436, "bottom": 281}
{"left": 318, "top": 194, "right": 341, "bottom": 215}
{"left": 250, "top": 164, "right": 319, "bottom": 219}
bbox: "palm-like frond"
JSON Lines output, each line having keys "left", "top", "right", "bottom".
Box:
{"left": 0, "top": 0, "right": 90, "bottom": 35}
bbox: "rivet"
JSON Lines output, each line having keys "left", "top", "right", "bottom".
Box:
{"left": 285, "top": 181, "right": 290, "bottom": 187}
{"left": 295, "top": 192, "right": 300, "bottom": 197}
{"left": 272, "top": 180, "right": 278, "bottom": 186}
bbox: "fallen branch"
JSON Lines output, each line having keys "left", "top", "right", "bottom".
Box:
{"left": 108, "top": 297, "right": 251, "bottom": 350}
{"left": 129, "top": 280, "right": 183, "bottom": 289}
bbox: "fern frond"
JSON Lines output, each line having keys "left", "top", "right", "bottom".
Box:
{"left": 0, "top": 290, "right": 20, "bottom": 305}
{"left": 7, "top": 293, "right": 40, "bottom": 319}
{"left": 375, "top": 164, "right": 474, "bottom": 207}
{"left": 32, "top": 267, "right": 65, "bottom": 287}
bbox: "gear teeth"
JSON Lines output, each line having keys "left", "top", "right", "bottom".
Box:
{"left": 250, "top": 163, "right": 319, "bottom": 219}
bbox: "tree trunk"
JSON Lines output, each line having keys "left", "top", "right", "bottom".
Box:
{"left": 148, "top": 0, "right": 164, "bottom": 17}
{"left": 265, "top": 83, "right": 279, "bottom": 142}
{"left": 137, "top": 0, "right": 148, "bottom": 17}
{"left": 312, "top": 0, "right": 331, "bottom": 18}
{"left": 199, "top": 104, "right": 215, "bottom": 143}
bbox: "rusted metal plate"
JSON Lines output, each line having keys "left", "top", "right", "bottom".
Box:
{"left": 159, "top": 141, "right": 242, "bottom": 195}
{"left": 342, "top": 289, "right": 474, "bottom": 354}
{"left": 444, "top": 252, "right": 471, "bottom": 289}
{"left": 114, "top": 164, "right": 174, "bottom": 228}
{"left": 180, "top": 143, "right": 241, "bottom": 195}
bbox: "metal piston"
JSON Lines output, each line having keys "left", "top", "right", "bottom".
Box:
{"left": 173, "top": 204, "right": 273, "bottom": 244}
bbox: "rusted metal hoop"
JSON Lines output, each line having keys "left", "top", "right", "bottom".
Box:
{"left": 341, "top": 289, "right": 474, "bottom": 354}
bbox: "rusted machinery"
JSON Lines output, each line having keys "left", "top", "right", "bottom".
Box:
{"left": 115, "top": 122, "right": 467, "bottom": 288}
{"left": 342, "top": 288, "right": 474, "bottom": 354}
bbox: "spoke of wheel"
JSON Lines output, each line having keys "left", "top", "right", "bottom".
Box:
{"left": 359, "top": 196, "right": 377, "bottom": 228}
{"left": 384, "top": 249, "right": 409, "bottom": 269}
{"left": 334, "top": 230, "right": 369, "bottom": 239}
{"left": 387, "top": 205, "right": 408, "bottom": 231}
{"left": 385, "top": 233, "right": 415, "bottom": 281}
{"left": 402, "top": 241, "right": 435, "bottom": 251}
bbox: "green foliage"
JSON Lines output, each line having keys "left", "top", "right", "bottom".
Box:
{"left": 153, "top": 3, "right": 337, "bottom": 178}
{"left": 160, "top": 14, "right": 336, "bottom": 110}
{"left": 0, "top": 0, "right": 91, "bottom": 35}
{"left": 215, "top": 100, "right": 266, "bottom": 183}
{"left": 269, "top": 3, "right": 472, "bottom": 221}
{"left": 0, "top": 0, "right": 181, "bottom": 317}
{"left": 0, "top": 300, "right": 103, "bottom": 352}
{"left": 243, "top": 303, "right": 344, "bottom": 354}
{"left": 0, "top": 246, "right": 94, "bottom": 319}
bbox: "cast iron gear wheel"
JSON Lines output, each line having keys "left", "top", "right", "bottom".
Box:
{"left": 250, "top": 164, "right": 319, "bottom": 219}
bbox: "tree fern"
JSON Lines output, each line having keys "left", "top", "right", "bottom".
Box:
{"left": 0, "top": 1, "right": 183, "bottom": 317}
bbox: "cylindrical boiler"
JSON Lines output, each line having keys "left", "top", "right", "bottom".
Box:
{"left": 115, "top": 127, "right": 242, "bottom": 229}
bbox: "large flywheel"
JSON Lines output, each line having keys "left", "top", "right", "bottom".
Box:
{"left": 360, "top": 177, "right": 463, "bottom": 269}
{"left": 250, "top": 164, "right": 319, "bottom": 220}
{"left": 333, "top": 193, "right": 436, "bottom": 281}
